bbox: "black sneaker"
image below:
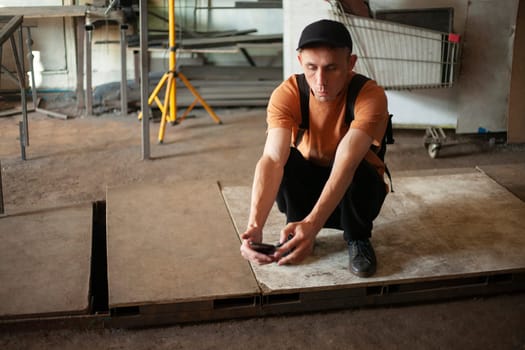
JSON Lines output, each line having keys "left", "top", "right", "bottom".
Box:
{"left": 348, "top": 239, "right": 377, "bottom": 277}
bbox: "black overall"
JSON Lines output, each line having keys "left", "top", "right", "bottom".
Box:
{"left": 275, "top": 74, "right": 392, "bottom": 241}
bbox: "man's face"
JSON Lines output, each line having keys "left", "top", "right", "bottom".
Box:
{"left": 298, "top": 46, "right": 357, "bottom": 102}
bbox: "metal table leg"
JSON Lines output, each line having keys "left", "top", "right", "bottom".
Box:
{"left": 85, "top": 24, "right": 93, "bottom": 116}
{"left": 120, "top": 24, "right": 128, "bottom": 117}
{"left": 0, "top": 160, "right": 4, "bottom": 214}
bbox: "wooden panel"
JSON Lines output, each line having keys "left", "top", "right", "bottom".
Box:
{"left": 477, "top": 163, "right": 525, "bottom": 201}
{"left": 222, "top": 171, "right": 525, "bottom": 294}
{"left": 508, "top": 0, "right": 525, "bottom": 143}
{"left": 0, "top": 204, "right": 92, "bottom": 319}
{"left": 106, "top": 181, "right": 260, "bottom": 309}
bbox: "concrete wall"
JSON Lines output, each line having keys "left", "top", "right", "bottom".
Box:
{"left": 456, "top": 0, "right": 519, "bottom": 133}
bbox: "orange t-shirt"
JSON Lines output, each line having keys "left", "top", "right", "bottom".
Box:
{"left": 267, "top": 73, "right": 388, "bottom": 175}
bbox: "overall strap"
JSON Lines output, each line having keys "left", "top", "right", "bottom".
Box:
{"left": 295, "top": 73, "right": 310, "bottom": 147}
{"left": 295, "top": 73, "right": 394, "bottom": 190}
{"left": 296, "top": 73, "right": 310, "bottom": 130}
{"left": 295, "top": 73, "right": 370, "bottom": 130}
{"left": 344, "top": 74, "right": 370, "bottom": 124}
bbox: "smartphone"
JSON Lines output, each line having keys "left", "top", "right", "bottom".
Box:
{"left": 249, "top": 234, "right": 294, "bottom": 255}
{"left": 249, "top": 241, "right": 277, "bottom": 255}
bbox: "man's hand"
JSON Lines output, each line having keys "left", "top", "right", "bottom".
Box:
{"left": 274, "top": 220, "right": 318, "bottom": 265}
{"left": 240, "top": 226, "right": 277, "bottom": 265}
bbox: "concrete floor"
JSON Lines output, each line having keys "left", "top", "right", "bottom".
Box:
{"left": 0, "top": 107, "right": 524, "bottom": 349}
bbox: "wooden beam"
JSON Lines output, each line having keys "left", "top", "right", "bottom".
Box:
{"left": 176, "top": 34, "right": 282, "bottom": 49}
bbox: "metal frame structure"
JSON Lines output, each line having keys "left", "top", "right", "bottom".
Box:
{"left": 0, "top": 16, "right": 28, "bottom": 160}
{"left": 0, "top": 160, "right": 4, "bottom": 214}
{"left": 140, "top": 0, "right": 150, "bottom": 159}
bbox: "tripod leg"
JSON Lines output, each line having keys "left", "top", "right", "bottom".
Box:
{"left": 154, "top": 96, "right": 165, "bottom": 115}
{"left": 178, "top": 72, "right": 222, "bottom": 124}
{"left": 178, "top": 98, "right": 199, "bottom": 123}
{"left": 158, "top": 73, "right": 174, "bottom": 143}
{"left": 168, "top": 73, "right": 177, "bottom": 124}
{"left": 138, "top": 72, "right": 170, "bottom": 120}
{"left": 149, "top": 73, "right": 169, "bottom": 106}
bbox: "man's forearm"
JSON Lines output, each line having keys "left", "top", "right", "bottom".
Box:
{"left": 247, "top": 155, "right": 284, "bottom": 230}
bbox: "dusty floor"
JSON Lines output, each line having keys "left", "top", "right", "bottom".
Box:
{"left": 0, "top": 107, "right": 524, "bottom": 349}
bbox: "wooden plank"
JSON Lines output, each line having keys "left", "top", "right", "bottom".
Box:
{"left": 174, "top": 34, "right": 282, "bottom": 49}
{"left": 175, "top": 90, "right": 273, "bottom": 100}
{"left": 235, "top": 1, "right": 282, "bottom": 9}
{"left": 106, "top": 181, "right": 260, "bottom": 309}
{"left": 129, "top": 34, "right": 282, "bottom": 50}
{"left": 148, "top": 66, "right": 282, "bottom": 82}
{"left": 0, "top": 6, "right": 87, "bottom": 18}
{"left": 0, "top": 204, "right": 93, "bottom": 319}
{"left": 0, "top": 106, "right": 35, "bottom": 118}
{"left": 222, "top": 171, "right": 525, "bottom": 295}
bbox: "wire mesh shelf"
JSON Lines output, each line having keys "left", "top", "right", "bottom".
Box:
{"left": 328, "top": 0, "right": 462, "bottom": 90}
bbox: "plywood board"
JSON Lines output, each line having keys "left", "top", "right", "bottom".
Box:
{"left": 222, "top": 171, "right": 525, "bottom": 294}
{"left": 106, "top": 181, "right": 260, "bottom": 309}
{"left": 0, "top": 204, "right": 92, "bottom": 319}
{"left": 477, "top": 163, "right": 525, "bottom": 201}
{"left": 508, "top": 0, "right": 525, "bottom": 143}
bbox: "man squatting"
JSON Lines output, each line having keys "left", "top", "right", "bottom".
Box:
{"left": 240, "top": 19, "right": 389, "bottom": 277}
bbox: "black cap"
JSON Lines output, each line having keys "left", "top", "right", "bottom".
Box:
{"left": 297, "top": 19, "right": 353, "bottom": 51}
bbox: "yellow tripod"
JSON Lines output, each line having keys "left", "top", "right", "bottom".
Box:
{"left": 139, "top": 0, "right": 222, "bottom": 144}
